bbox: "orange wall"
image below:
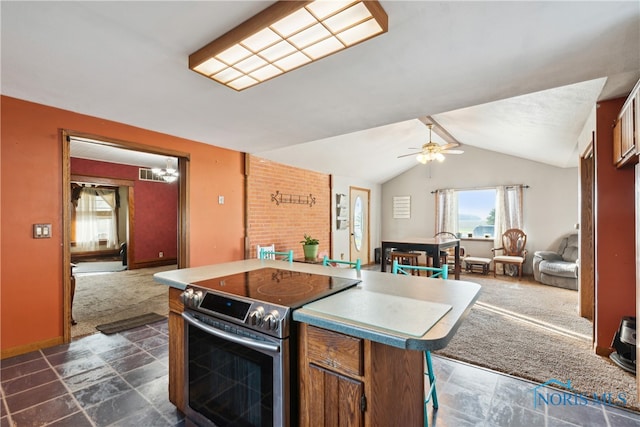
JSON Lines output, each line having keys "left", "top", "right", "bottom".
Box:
{"left": 1, "top": 96, "right": 245, "bottom": 354}
{"left": 594, "top": 97, "right": 637, "bottom": 353}
{"left": 247, "top": 156, "right": 330, "bottom": 260}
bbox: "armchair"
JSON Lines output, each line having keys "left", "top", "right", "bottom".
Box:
{"left": 492, "top": 228, "right": 527, "bottom": 279}
{"left": 532, "top": 233, "right": 578, "bottom": 290}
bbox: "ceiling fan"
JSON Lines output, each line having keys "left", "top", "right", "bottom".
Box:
{"left": 398, "top": 119, "right": 464, "bottom": 163}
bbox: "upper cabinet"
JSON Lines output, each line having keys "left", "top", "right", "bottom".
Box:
{"left": 613, "top": 79, "right": 640, "bottom": 168}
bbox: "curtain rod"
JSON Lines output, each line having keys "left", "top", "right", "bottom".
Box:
{"left": 430, "top": 184, "right": 529, "bottom": 194}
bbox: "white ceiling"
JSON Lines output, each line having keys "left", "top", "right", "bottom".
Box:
{"left": 2, "top": 1, "right": 639, "bottom": 183}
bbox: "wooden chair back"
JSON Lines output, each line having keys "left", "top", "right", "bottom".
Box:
{"left": 501, "top": 228, "right": 527, "bottom": 256}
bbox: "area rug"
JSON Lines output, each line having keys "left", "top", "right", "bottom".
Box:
{"left": 436, "top": 273, "right": 639, "bottom": 411}
{"left": 96, "top": 312, "right": 166, "bottom": 334}
{"left": 73, "top": 261, "right": 127, "bottom": 274}
{"left": 72, "top": 264, "right": 177, "bottom": 338}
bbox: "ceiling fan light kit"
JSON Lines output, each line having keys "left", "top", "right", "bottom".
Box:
{"left": 152, "top": 158, "right": 179, "bottom": 183}
{"left": 399, "top": 120, "right": 464, "bottom": 164}
{"left": 189, "top": 0, "right": 388, "bottom": 91}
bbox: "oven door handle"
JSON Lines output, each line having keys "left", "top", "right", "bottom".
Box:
{"left": 182, "top": 312, "right": 281, "bottom": 353}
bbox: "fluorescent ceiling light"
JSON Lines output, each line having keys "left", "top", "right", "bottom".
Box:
{"left": 189, "top": 1, "right": 388, "bottom": 91}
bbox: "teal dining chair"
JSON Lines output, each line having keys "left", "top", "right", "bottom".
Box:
{"left": 391, "top": 259, "right": 448, "bottom": 427}
{"left": 259, "top": 248, "right": 294, "bottom": 262}
{"left": 391, "top": 260, "right": 448, "bottom": 279}
{"left": 322, "top": 256, "right": 361, "bottom": 271}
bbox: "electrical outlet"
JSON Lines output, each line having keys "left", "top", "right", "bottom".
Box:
{"left": 218, "top": 195, "right": 225, "bottom": 205}
{"left": 159, "top": 252, "right": 164, "bottom": 258}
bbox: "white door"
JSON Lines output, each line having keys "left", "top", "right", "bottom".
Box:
{"left": 350, "top": 187, "right": 370, "bottom": 265}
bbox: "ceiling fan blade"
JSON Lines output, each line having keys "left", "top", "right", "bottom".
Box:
{"left": 442, "top": 149, "right": 464, "bottom": 154}
{"left": 397, "top": 152, "right": 421, "bottom": 159}
{"left": 440, "top": 142, "right": 461, "bottom": 151}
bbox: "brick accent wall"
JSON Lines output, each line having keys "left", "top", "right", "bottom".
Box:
{"left": 247, "top": 156, "right": 330, "bottom": 260}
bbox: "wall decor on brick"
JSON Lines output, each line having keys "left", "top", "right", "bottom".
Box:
{"left": 247, "top": 156, "right": 330, "bottom": 261}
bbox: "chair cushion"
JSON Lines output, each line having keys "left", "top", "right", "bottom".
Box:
{"left": 539, "top": 260, "right": 577, "bottom": 278}
{"left": 493, "top": 256, "right": 524, "bottom": 263}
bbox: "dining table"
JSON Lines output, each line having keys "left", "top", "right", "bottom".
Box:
{"left": 380, "top": 236, "right": 461, "bottom": 279}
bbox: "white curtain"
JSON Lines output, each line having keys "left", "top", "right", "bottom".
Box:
{"left": 435, "top": 189, "right": 458, "bottom": 234}
{"left": 75, "top": 188, "right": 118, "bottom": 251}
{"left": 493, "top": 185, "right": 524, "bottom": 275}
{"left": 95, "top": 189, "right": 119, "bottom": 249}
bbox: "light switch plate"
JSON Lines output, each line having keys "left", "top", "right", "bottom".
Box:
{"left": 33, "top": 223, "right": 52, "bottom": 238}
{"left": 218, "top": 196, "right": 224, "bottom": 205}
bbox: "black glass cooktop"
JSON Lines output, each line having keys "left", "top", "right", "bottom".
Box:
{"left": 192, "top": 268, "right": 360, "bottom": 308}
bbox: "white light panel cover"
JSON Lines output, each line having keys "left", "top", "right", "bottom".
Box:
{"left": 189, "top": 0, "right": 387, "bottom": 90}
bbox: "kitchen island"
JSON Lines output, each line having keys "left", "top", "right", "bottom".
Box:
{"left": 154, "top": 259, "right": 481, "bottom": 426}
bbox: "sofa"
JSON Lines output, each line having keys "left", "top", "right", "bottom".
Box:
{"left": 532, "top": 233, "right": 578, "bottom": 290}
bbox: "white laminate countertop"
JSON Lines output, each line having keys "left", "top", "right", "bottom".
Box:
{"left": 153, "top": 259, "right": 481, "bottom": 351}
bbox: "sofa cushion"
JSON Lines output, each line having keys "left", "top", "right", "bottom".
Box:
{"left": 539, "top": 260, "right": 577, "bottom": 278}
{"left": 560, "top": 234, "right": 579, "bottom": 262}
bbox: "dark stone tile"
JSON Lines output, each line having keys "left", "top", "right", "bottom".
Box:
{"left": 446, "top": 362, "right": 498, "bottom": 396}
{"left": 1, "top": 416, "right": 11, "bottom": 427}
{"left": 85, "top": 389, "right": 150, "bottom": 427}
{"left": 5, "top": 379, "right": 68, "bottom": 413}
{"left": 431, "top": 355, "right": 456, "bottom": 383}
{"left": 546, "top": 417, "right": 582, "bottom": 427}
{"left": 493, "top": 376, "right": 545, "bottom": 413}
{"left": 10, "top": 394, "right": 80, "bottom": 427}
{"left": 136, "top": 334, "right": 168, "bottom": 351}
{"left": 109, "top": 351, "right": 156, "bottom": 374}
{"left": 97, "top": 343, "right": 142, "bottom": 363}
{"left": 136, "top": 376, "right": 182, "bottom": 422}
{"left": 0, "top": 358, "right": 50, "bottom": 382}
{"left": 547, "top": 399, "right": 607, "bottom": 426}
{"left": 45, "top": 346, "right": 94, "bottom": 367}
{"left": 149, "top": 320, "right": 169, "bottom": 335}
{"left": 121, "top": 326, "right": 161, "bottom": 343}
{"left": 41, "top": 340, "right": 87, "bottom": 357}
{"left": 73, "top": 376, "right": 132, "bottom": 408}
{"left": 605, "top": 409, "right": 640, "bottom": 426}
{"left": 487, "top": 400, "right": 545, "bottom": 426}
{"left": 122, "top": 360, "right": 167, "bottom": 388}
{"left": 0, "top": 350, "right": 43, "bottom": 368}
{"left": 55, "top": 354, "right": 107, "bottom": 378}
{"left": 78, "top": 333, "right": 131, "bottom": 354}
{"left": 147, "top": 343, "right": 169, "bottom": 361}
{"left": 63, "top": 364, "right": 117, "bottom": 392}
{"left": 45, "top": 410, "right": 94, "bottom": 427}
{"left": 430, "top": 405, "right": 484, "bottom": 427}
{"left": 108, "top": 407, "right": 173, "bottom": 427}
{"left": 1, "top": 367, "right": 58, "bottom": 396}
{"left": 436, "top": 382, "right": 492, "bottom": 422}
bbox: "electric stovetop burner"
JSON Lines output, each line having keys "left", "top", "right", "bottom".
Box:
{"left": 192, "top": 267, "right": 360, "bottom": 308}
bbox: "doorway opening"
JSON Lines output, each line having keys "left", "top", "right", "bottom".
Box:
{"left": 62, "top": 130, "right": 189, "bottom": 342}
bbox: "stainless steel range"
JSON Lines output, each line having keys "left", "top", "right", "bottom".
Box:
{"left": 180, "top": 268, "right": 360, "bottom": 427}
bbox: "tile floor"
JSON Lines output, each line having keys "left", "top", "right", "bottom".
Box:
{"left": 1, "top": 319, "right": 639, "bottom": 427}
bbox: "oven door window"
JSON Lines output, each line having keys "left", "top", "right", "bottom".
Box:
{"left": 187, "top": 324, "right": 275, "bottom": 427}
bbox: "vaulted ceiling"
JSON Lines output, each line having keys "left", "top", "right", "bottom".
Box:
{"left": 2, "top": 1, "right": 639, "bottom": 183}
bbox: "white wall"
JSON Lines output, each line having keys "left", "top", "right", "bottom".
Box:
{"left": 331, "top": 175, "right": 381, "bottom": 265}
{"left": 381, "top": 145, "right": 579, "bottom": 273}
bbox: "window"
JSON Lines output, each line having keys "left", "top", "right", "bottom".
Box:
{"left": 458, "top": 189, "right": 496, "bottom": 238}
{"left": 73, "top": 187, "right": 119, "bottom": 251}
{"left": 436, "top": 186, "right": 524, "bottom": 240}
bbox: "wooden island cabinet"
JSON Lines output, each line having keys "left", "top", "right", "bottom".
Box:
{"left": 168, "top": 287, "right": 185, "bottom": 412}
{"left": 298, "top": 323, "right": 424, "bottom": 427}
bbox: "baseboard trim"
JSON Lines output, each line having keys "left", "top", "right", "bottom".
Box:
{"left": 594, "top": 345, "right": 613, "bottom": 357}
{"left": 129, "top": 258, "right": 177, "bottom": 270}
{"left": 1, "top": 336, "right": 64, "bottom": 360}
